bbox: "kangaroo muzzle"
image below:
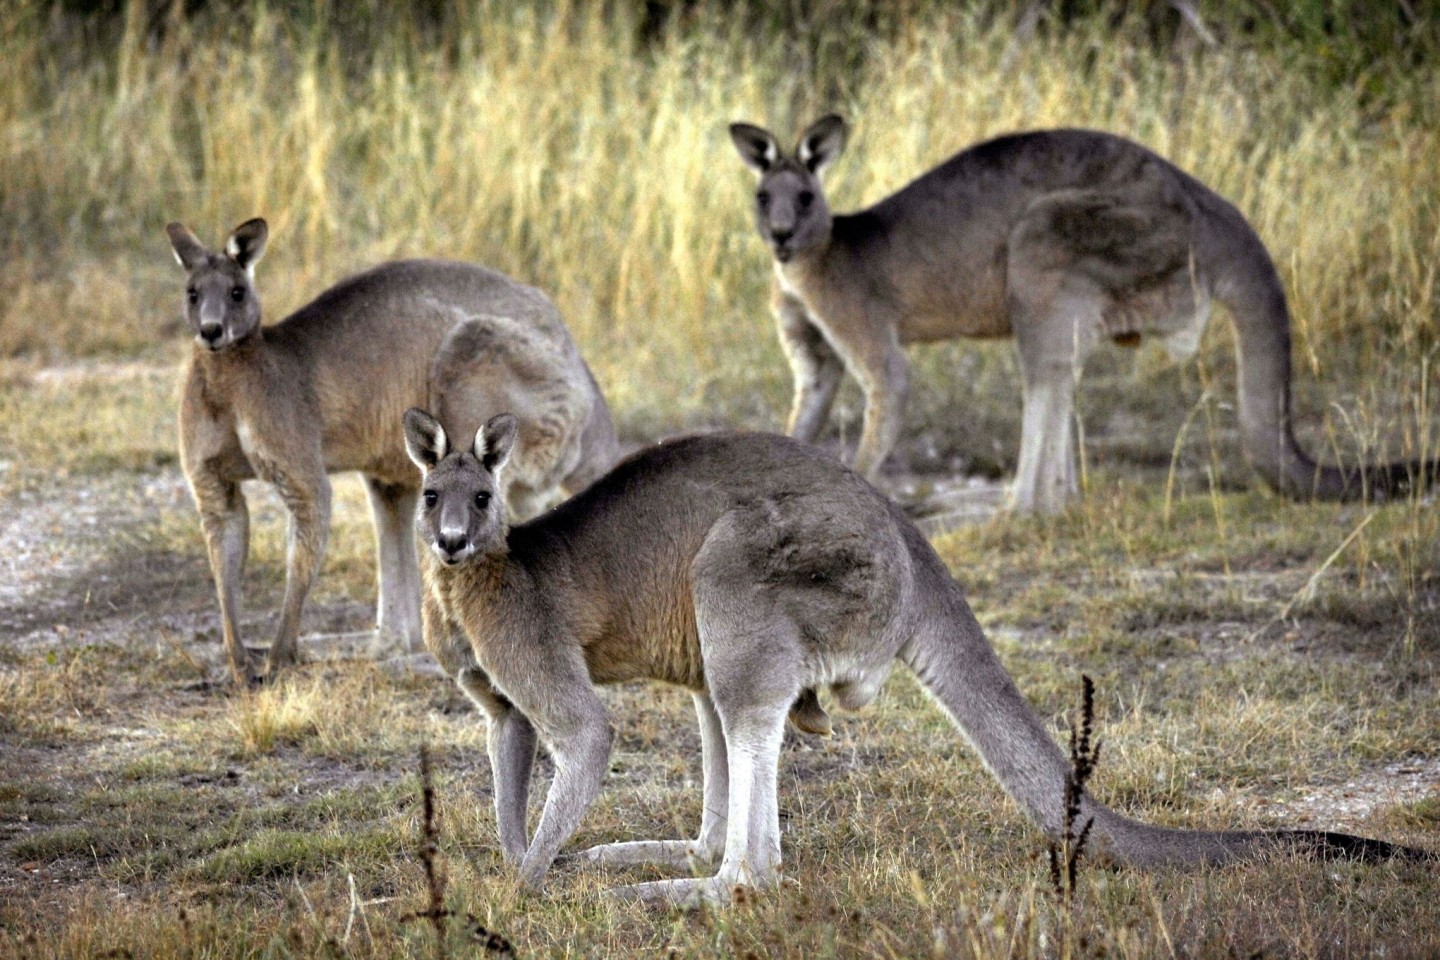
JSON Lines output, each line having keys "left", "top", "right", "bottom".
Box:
{"left": 197, "top": 301, "right": 227, "bottom": 349}
{"left": 434, "top": 527, "right": 472, "bottom": 564}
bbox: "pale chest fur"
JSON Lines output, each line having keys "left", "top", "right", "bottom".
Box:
{"left": 431, "top": 558, "right": 514, "bottom": 651}
{"left": 775, "top": 260, "right": 829, "bottom": 313}
{"left": 774, "top": 226, "right": 1017, "bottom": 343}
{"left": 776, "top": 255, "right": 917, "bottom": 345}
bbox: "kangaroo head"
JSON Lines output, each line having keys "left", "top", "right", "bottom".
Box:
{"left": 165, "top": 218, "right": 268, "bottom": 351}
{"left": 404, "top": 408, "right": 518, "bottom": 566}
{"left": 729, "top": 114, "right": 848, "bottom": 264}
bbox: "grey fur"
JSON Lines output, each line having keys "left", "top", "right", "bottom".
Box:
{"left": 165, "top": 219, "right": 617, "bottom": 684}
{"left": 730, "top": 117, "right": 1435, "bottom": 512}
{"left": 405, "top": 418, "right": 1427, "bottom": 906}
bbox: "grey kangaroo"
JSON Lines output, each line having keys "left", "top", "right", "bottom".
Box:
{"left": 404, "top": 412, "right": 1427, "bottom": 907}
{"left": 166, "top": 218, "right": 617, "bottom": 684}
{"left": 730, "top": 115, "right": 1436, "bottom": 512}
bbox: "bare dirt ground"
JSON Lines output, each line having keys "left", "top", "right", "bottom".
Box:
{"left": 0, "top": 469, "right": 370, "bottom": 665}
{"left": 2, "top": 361, "right": 1438, "bottom": 960}
{"left": 4, "top": 441, "right": 1434, "bottom": 840}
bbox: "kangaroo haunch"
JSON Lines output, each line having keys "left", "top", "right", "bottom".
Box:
{"left": 405, "top": 415, "right": 1429, "bottom": 906}
{"left": 166, "top": 219, "right": 617, "bottom": 684}
{"left": 730, "top": 116, "right": 1438, "bottom": 513}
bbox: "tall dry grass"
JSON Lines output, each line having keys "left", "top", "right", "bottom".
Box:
{"left": 3, "top": 1, "right": 1438, "bottom": 630}
{"left": 3, "top": 1, "right": 1437, "bottom": 440}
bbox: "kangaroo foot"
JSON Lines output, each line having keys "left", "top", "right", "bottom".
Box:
{"left": 580, "top": 839, "right": 719, "bottom": 869}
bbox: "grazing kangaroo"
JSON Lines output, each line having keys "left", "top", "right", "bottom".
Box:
{"left": 404, "top": 412, "right": 1428, "bottom": 906}
{"left": 166, "top": 218, "right": 617, "bottom": 684}
{"left": 730, "top": 116, "right": 1436, "bottom": 512}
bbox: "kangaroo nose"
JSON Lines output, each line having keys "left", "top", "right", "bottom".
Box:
{"left": 772, "top": 228, "right": 793, "bottom": 246}
{"left": 437, "top": 531, "right": 467, "bottom": 558}
{"left": 199, "top": 323, "right": 223, "bottom": 345}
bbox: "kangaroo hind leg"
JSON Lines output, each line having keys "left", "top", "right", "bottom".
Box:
{"left": 581, "top": 691, "right": 730, "bottom": 870}
{"left": 1007, "top": 184, "right": 1192, "bottom": 513}
{"left": 265, "top": 466, "right": 331, "bottom": 674}
{"left": 841, "top": 330, "right": 908, "bottom": 482}
{"left": 609, "top": 559, "right": 800, "bottom": 906}
{"left": 1006, "top": 279, "right": 1101, "bottom": 515}
{"left": 192, "top": 473, "right": 260, "bottom": 683}
{"left": 364, "top": 477, "right": 422, "bottom": 655}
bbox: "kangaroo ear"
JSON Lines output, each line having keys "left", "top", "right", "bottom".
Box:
{"left": 403, "top": 408, "right": 449, "bottom": 471}
{"left": 729, "top": 122, "right": 781, "bottom": 174}
{"left": 225, "top": 218, "right": 268, "bottom": 275}
{"left": 474, "top": 413, "right": 518, "bottom": 475}
{"left": 166, "top": 222, "right": 209, "bottom": 271}
{"left": 797, "top": 114, "right": 848, "bottom": 175}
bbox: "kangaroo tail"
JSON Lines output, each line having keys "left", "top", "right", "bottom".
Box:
{"left": 1221, "top": 224, "right": 1439, "bottom": 501}
{"left": 897, "top": 533, "right": 1433, "bottom": 866}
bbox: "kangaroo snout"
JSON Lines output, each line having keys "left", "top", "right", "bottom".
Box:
{"left": 771, "top": 230, "right": 794, "bottom": 261}
{"left": 434, "top": 529, "right": 471, "bottom": 564}
{"left": 197, "top": 323, "right": 224, "bottom": 347}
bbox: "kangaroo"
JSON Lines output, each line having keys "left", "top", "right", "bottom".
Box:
{"left": 165, "top": 218, "right": 617, "bottom": 684}
{"left": 730, "top": 116, "right": 1437, "bottom": 513}
{"left": 403, "top": 411, "right": 1428, "bottom": 906}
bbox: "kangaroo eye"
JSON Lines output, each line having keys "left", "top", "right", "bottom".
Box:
{"left": 230, "top": 286, "right": 246, "bottom": 303}
{"left": 474, "top": 491, "right": 491, "bottom": 510}
{"left": 798, "top": 190, "right": 815, "bottom": 208}
{"left": 756, "top": 190, "right": 771, "bottom": 209}
{"left": 187, "top": 289, "right": 198, "bottom": 305}
{"left": 423, "top": 491, "right": 437, "bottom": 508}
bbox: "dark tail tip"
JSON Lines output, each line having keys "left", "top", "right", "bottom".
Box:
{"left": 1272, "top": 830, "right": 1437, "bottom": 863}
{"left": 1371, "top": 460, "right": 1440, "bottom": 499}
{"left": 1313, "top": 459, "right": 1440, "bottom": 502}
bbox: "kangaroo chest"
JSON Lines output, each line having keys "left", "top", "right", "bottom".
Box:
{"left": 777, "top": 246, "right": 1012, "bottom": 345}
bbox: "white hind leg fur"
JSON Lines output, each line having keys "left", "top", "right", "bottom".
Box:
{"left": 364, "top": 478, "right": 423, "bottom": 654}
{"left": 1007, "top": 283, "right": 1099, "bottom": 514}
{"left": 581, "top": 692, "right": 729, "bottom": 869}
{"left": 609, "top": 700, "right": 788, "bottom": 908}
{"left": 608, "top": 552, "right": 800, "bottom": 906}
{"left": 1012, "top": 363, "right": 1080, "bottom": 514}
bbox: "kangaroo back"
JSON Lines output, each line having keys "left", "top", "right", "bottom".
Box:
{"left": 428, "top": 309, "right": 617, "bottom": 518}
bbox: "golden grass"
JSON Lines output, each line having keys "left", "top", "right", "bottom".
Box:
{"left": 2, "top": 1, "right": 1438, "bottom": 449}
{"left": 3, "top": 3, "right": 1440, "bottom": 956}
{"left": 224, "top": 668, "right": 488, "bottom": 758}
{"left": 0, "top": 644, "right": 126, "bottom": 739}
{"left": 2, "top": 589, "right": 1437, "bottom": 957}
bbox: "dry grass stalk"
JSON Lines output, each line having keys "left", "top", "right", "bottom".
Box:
{"left": 401, "top": 745, "right": 451, "bottom": 960}
{"left": 1048, "top": 674, "right": 1102, "bottom": 910}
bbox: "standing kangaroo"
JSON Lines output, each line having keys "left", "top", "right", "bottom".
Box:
{"left": 166, "top": 218, "right": 617, "bottom": 684}
{"left": 730, "top": 116, "right": 1435, "bottom": 512}
{"left": 404, "top": 413, "right": 1427, "bottom": 906}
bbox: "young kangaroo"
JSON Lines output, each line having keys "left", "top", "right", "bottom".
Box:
{"left": 404, "top": 411, "right": 1428, "bottom": 907}
{"left": 730, "top": 116, "right": 1438, "bottom": 513}
{"left": 166, "top": 218, "right": 617, "bottom": 684}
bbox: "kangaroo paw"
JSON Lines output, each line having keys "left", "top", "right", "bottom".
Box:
{"left": 228, "top": 645, "right": 268, "bottom": 688}
{"left": 261, "top": 642, "right": 300, "bottom": 679}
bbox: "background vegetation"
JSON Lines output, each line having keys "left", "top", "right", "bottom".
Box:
{"left": 4, "top": 0, "right": 1438, "bottom": 463}
{"left": 2, "top": 1, "right": 1438, "bottom": 956}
